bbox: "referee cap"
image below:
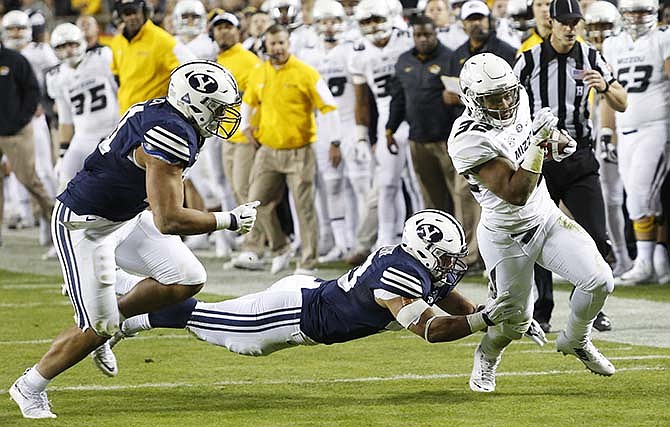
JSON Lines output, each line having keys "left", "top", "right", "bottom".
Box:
{"left": 550, "top": 0, "right": 583, "bottom": 21}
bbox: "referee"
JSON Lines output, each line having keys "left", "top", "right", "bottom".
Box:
{"left": 512, "top": 0, "right": 627, "bottom": 332}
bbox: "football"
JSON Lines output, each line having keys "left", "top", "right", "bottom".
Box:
{"left": 539, "top": 129, "right": 573, "bottom": 161}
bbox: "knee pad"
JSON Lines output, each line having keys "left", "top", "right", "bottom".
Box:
{"left": 93, "top": 241, "right": 117, "bottom": 286}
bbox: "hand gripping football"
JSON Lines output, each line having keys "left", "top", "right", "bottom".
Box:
{"left": 539, "top": 129, "right": 577, "bottom": 162}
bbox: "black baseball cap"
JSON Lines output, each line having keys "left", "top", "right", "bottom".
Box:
{"left": 550, "top": 0, "right": 583, "bottom": 22}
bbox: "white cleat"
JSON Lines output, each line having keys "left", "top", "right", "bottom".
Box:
{"left": 614, "top": 259, "right": 654, "bottom": 286}
{"left": 9, "top": 375, "right": 56, "bottom": 419}
{"left": 318, "top": 246, "right": 346, "bottom": 264}
{"left": 91, "top": 341, "right": 118, "bottom": 377}
{"left": 231, "top": 251, "right": 265, "bottom": 270}
{"left": 270, "top": 250, "right": 292, "bottom": 274}
{"left": 612, "top": 258, "right": 634, "bottom": 278}
{"left": 469, "top": 344, "right": 502, "bottom": 392}
{"left": 556, "top": 331, "right": 615, "bottom": 376}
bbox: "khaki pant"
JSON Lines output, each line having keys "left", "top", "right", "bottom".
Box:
{"left": 0, "top": 123, "right": 53, "bottom": 225}
{"left": 244, "top": 144, "right": 317, "bottom": 269}
{"left": 222, "top": 141, "right": 256, "bottom": 204}
{"left": 409, "top": 140, "right": 481, "bottom": 265}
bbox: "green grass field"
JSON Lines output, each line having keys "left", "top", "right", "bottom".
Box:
{"left": 1, "top": 269, "right": 669, "bottom": 427}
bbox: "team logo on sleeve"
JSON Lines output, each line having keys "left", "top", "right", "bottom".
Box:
{"left": 188, "top": 73, "right": 218, "bottom": 94}
{"left": 416, "top": 224, "right": 443, "bottom": 243}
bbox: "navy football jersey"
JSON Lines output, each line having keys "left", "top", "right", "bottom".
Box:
{"left": 300, "top": 245, "right": 460, "bottom": 345}
{"left": 57, "top": 98, "right": 203, "bottom": 221}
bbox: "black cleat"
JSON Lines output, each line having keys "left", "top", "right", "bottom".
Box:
{"left": 593, "top": 312, "right": 612, "bottom": 332}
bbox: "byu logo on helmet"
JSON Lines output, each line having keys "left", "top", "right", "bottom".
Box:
{"left": 188, "top": 73, "right": 219, "bottom": 94}
{"left": 416, "top": 223, "right": 443, "bottom": 243}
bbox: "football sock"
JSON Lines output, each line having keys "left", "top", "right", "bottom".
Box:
{"left": 24, "top": 365, "right": 50, "bottom": 392}
{"left": 565, "top": 287, "right": 607, "bottom": 342}
{"left": 480, "top": 330, "right": 512, "bottom": 359}
{"left": 636, "top": 240, "right": 655, "bottom": 264}
{"left": 122, "top": 314, "right": 152, "bottom": 335}
{"left": 653, "top": 244, "right": 670, "bottom": 278}
{"left": 148, "top": 298, "right": 198, "bottom": 329}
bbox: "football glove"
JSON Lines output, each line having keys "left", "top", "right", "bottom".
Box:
{"left": 598, "top": 128, "right": 617, "bottom": 164}
{"left": 228, "top": 200, "right": 260, "bottom": 234}
{"left": 467, "top": 292, "right": 521, "bottom": 332}
{"left": 531, "top": 107, "right": 558, "bottom": 141}
{"left": 525, "top": 319, "right": 548, "bottom": 347}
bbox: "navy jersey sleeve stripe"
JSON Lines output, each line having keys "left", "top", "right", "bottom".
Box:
{"left": 144, "top": 135, "right": 190, "bottom": 162}
{"left": 146, "top": 128, "right": 190, "bottom": 156}
{"left": 386, "top": 267, "right": 422, "bottom": 287}
{"left": 380, "top": 275, "right": 423, "bottom": 297}
{"left": 154, "top": 124, "right": 189, "bottom": 147}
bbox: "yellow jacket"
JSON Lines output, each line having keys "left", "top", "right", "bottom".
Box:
{"left": 109, "top": 20, "right": 191, "bottom": 114}
{"left": 217, "top": 43, "right": 261, "bottom": 143}
{"left": 243, "top": 55, "right": 336, "bottom": 150}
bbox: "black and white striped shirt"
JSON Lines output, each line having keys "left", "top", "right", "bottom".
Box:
{"left": 513, "top": 39, "right": 616, "bottom": 145}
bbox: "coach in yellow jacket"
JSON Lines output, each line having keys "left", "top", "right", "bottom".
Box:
{"left": 239, "top": 24, "right": 340, "bottom": 273}
{"left": 109, "top": 0, "right": 193, "bottom": 113}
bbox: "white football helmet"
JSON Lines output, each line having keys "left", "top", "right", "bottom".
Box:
{"left": 262, "top": 0, "right": 302, "bottom": 28}
{"left": 313, "top": 0, "right": 346, "bottom": 41}
{"left": 584, "top": 1, "right": 621, "bottom": 48}
{"left": 167, "top": 60, "right": 241, "bottom": 139}
{"left": 459, "top": 53, "right": 521, "bottom": 129}
{"left": 619, "top": 0, "right": 658, "bottom": 39}
{"left": 355, "top": 0, "right": 393, "bottom": 43}
{"left": 50, "top": 23, "right": 87, "bottom": 67}
{"left": 173, "top": 0, "right": 207, "bottom": 38}
{"left": 507, "top": 0, "right": 535, "bottom": 32}
{"left": 402, "top": 209, "right": 468, "bottom": 282}
{"left": 1, "top": 10, "right": 31, "bottom": 50}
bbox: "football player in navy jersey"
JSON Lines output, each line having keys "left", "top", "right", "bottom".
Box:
{"left": 9, "top": 60, "right": 260, "bottom": 420}
{"left": 106, "top": 210, "right": 545, "bottom": 360}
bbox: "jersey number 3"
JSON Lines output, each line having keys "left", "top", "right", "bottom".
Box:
{"left": 70, "top": 84, "right": 108, "bottom": 115}
{"left": 617, "top": 65, "right": 652, "bottom": 93}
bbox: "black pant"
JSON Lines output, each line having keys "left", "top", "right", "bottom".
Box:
{"left": 533, "top": 148, "right": 611, "bottom": 323}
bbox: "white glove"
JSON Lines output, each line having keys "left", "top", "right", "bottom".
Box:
{"left": 531, "top": 107, "right": 558, "bottom": 141}
{"left": 546, "top": 129, "right": 577, "bottom": 162}
{"left": 228, "top": 200, "right": 260, "bottom": 234}
{"left": 525, "top": 319, "right": 548, "bottom": 347}
{"left": 353, "top": 141, "right": 372, "bottom": 164}
{"left": 598, "top": 128, "right": 617, "bottom": 163}
{"left": 466, "top": 292, "right": 521, "bottom": 332}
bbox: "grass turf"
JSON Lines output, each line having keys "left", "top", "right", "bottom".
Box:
{"left": 0, "top": 269, "right": 668, "bottom": 426}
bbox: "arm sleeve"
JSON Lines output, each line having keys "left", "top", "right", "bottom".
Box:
{"left": 318, "top": 109, "right": 342, "bottom": 142}
{"left": 448, "top": 133, "right": 500, "bottom": 174}
{"left": 660, "top": 29, "right": 670, "bottom": 61}
{"left": 55, "top": 95, "right": 73, "bottom": 125}
{"left": 242, "top": 67, "right": 260, "bottom": 108}
{"left": 240, "top": 101, "right": 254, "bottom": 131}
{"left": 142, "top": 124, "right": 194, "bottom": 165}
{"left": 512, "top": 53, "right": 526, "bottom": 78}
{"left": 591, "top": 48, "right": 615, "bottom": 83}
{"left": 313, "top": 77, "right": 337, "bottom": 114}
{"left": 386, "top": 74, "right": 405, "bottom": 134}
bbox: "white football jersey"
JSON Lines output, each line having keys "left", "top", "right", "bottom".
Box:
{"left": 182, "top": 33, "right": 218, "bottom": 60}
{"left": 602, "top": 26, "right": 670, "bottom": 129}
{"left": 46, "top": 47, "right": 119, "bottom": 136}
{"left": 21, "top": 42, "right": 59, "bottom": 93}
{"left": 436, "top": 24, "right": 469, "bottom": 51}
{"left": 348, "top": 29, "right": 413, "bottom": 124}
{"left": 291, "top": 25, "right": 320, "bottom": 57}
{"left": 301, "top": 40, "right": 356, "bottom": 125}
{"left": 448, "top": 90, "right": 555, "bottom": 233}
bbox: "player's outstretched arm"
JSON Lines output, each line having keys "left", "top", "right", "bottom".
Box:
{"left": 140, "top": 147, "right": 258, "bottom": 235}
{"left": 377, "top": 293, "right": 520, "bottom": 343}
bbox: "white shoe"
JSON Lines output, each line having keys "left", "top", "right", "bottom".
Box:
{"left": 469, "top": 344, "right": 502, "bottom": 392}
{"left": 91, "top": 341, "right": 118, "bottom": 377}
{"left": 612, "top": 257, "right": 634, "bottom": 278}
{"left": 231, "top": 251, "right": 265, "bottom": 270}
{"left": 656, "top": 273, "right": 670, "bottom": 285}
{"left": 9, "top": 374, "right": 56, "bottom": 419}
{"left": 41, "top": 245, "right": 58, "bottom": 260}
{"left": 108, "top": 326, "right": 138, "bottom": 349}
{"left": 556, "top": 331, "right": 615, "bottom": 376}
{"left": 614, "top": 259, "right": 654, "bottom": 286}
{"left": 214, "top": 232, "right": 232, "bottom": 259}
{"left": 271, "top": 250, "right": 292, "bottom": 274}
{"left": 318, "top": 246, "right": 345, "bottom": 264}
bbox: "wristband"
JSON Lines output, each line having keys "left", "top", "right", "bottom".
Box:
{"left": 330, "top": 140, "right": 341, "bottom": 148}
{"left": 213, "top": 212, "right": 234, "bottom": 231}
{"left": 385, "top": 128, "right": 394, "bottom": 137}
{"left": 424, "top": 315, "right": 438, "bottom": 342}
{"left": 356, "top": 125, "right": 369, "bottom": 142}
{"left": 520, "top": 143, "right": 545, "bottom": 174}
{"left": 597, "top": 79, "right": 610, "bottom": 94}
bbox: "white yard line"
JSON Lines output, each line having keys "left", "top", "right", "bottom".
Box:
{"left": 0, "top": 366, "right": 664, "bottom": 395}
